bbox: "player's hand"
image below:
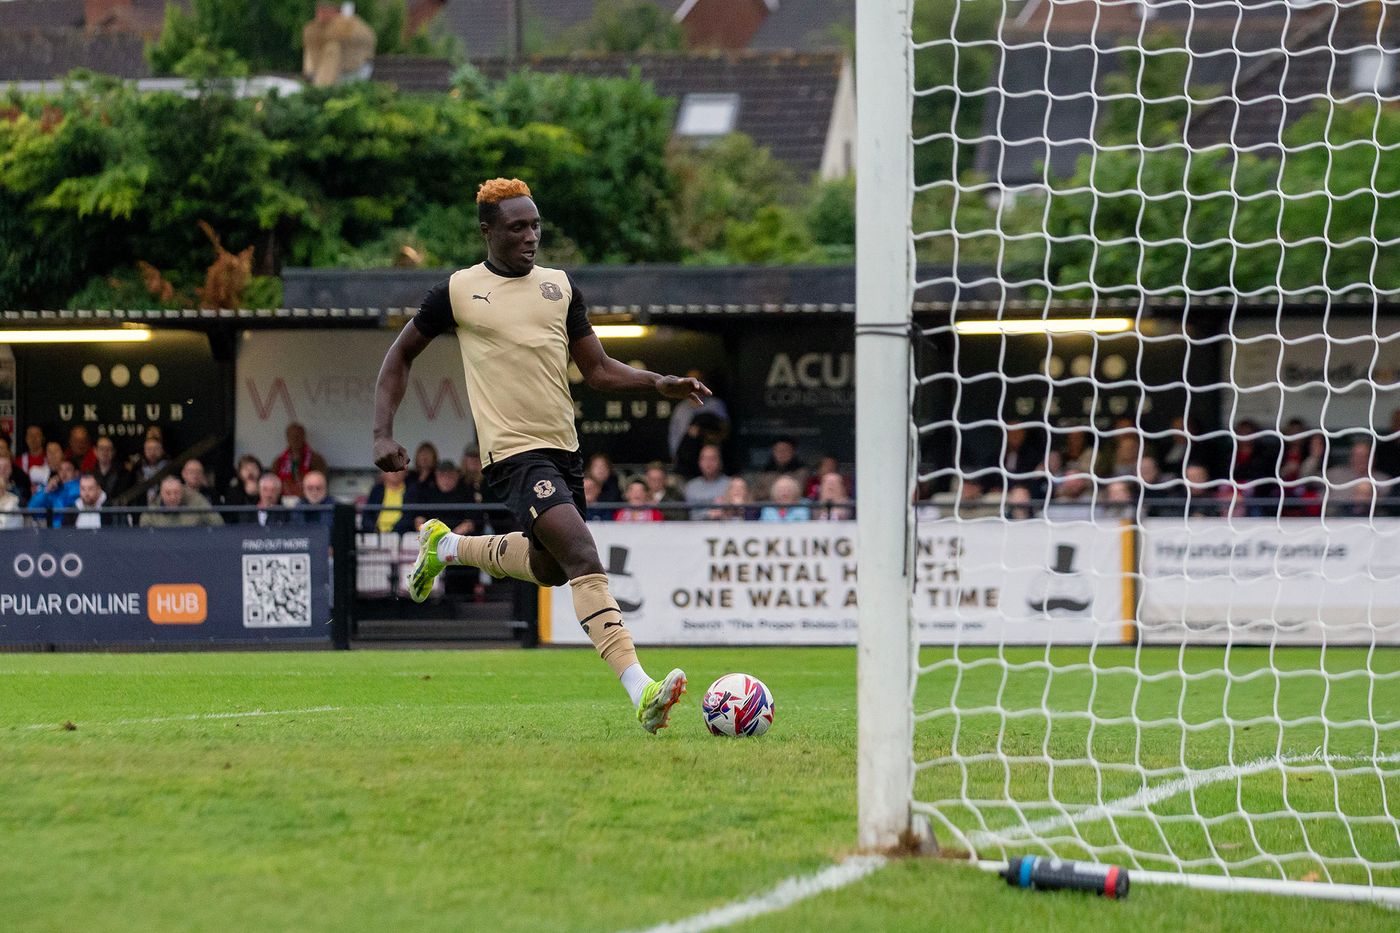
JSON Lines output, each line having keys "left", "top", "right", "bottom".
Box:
{"left": 372, "top": 436, "right": 409, "bottom": 472}
{"left": 655, "top": 374, "right": 712, "bottom": 406}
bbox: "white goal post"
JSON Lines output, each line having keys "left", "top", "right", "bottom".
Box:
{"left": 857, "top": 0, "right": 1400, "bottom": 905}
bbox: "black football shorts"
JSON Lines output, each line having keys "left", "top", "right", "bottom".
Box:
{"left": 483, "top": 447, "right": 587, "bottom": 548}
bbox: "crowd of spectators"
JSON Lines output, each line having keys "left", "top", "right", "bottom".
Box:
{"left": 15, "top": 402, "right": 1400, "bottom": 532}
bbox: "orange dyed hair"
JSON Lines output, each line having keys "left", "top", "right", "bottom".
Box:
{"left": 476, "top": 178, "right": 532, "bottom": 204}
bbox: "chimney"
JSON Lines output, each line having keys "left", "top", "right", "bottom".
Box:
{"left": 84, "top": 0, "right": 134, "bottom": 32}
{"left": 677, "top": 0, "right": 771, "bottom": 51}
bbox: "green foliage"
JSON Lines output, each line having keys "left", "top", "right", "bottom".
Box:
{"left": 805, "top": 175, "right": 854, "bottom": 247}
{"left": 912, "top": 0, "right": 998, "bottom": 185}
{"left": 722, "top": 205, "right": 813, "bottom": 264}
{"left": 560, "top": 1, "right": 684, "bottom": 54}
{"left": 668, "top": 134, "right": 797, "bottom": 257}
{"left": 476, "top": 69, "right": 680, "bottom": 262}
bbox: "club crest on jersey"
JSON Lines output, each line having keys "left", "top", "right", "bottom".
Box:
{"left": 533, "top": 479, "right": 556, "bottom": 498}
{"left": 539, "top": 281, "right": 563, "bottom": 301}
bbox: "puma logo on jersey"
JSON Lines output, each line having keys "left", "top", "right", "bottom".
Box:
{"left": 472, "top": 291, "right": 492, "bottom": 303}
{"left": 603, "top": 620, "right": 623, "bottom": 629}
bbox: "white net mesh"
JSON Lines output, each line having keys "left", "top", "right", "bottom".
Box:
{"left": 908, "top": 0, "right": 1400, "bottom": 889}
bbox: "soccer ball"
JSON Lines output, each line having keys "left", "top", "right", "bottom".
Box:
{"left": 702, "top": 673, "right": 774, "bottom": 737}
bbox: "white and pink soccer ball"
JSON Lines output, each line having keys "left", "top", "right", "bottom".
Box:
{"left": 702, "top": 673, "right": 775, "bottom": 737}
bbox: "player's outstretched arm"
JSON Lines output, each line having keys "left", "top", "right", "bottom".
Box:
{"left": 372, "top": 320, "right": 434, "bottom": 471}
{"left": 570, "top": 333, "right": 712, "bottom": 405}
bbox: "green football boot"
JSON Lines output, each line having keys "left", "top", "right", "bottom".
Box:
{"left": 637, "top": 668, "right": 687, "bottom": 733}
{"left": 408, "top": 518, "right": 451, "bottom": 603}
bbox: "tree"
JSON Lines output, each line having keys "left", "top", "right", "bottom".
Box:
{"left": 564, "top": 1, "right": 684, "bottom": 54}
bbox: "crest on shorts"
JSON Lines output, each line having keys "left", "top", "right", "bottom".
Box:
{"left": 539, "top": 281, "right": 563, "bottom": 301}
{"left": 533, "top": 479, "right": 556, "bottom": 498}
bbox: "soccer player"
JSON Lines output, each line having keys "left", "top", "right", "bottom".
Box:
{"left": 372, "top": 178, "right": 707, "bottom": 733}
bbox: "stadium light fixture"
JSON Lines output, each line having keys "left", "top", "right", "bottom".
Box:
{"left": 0, "top": 328, "right": 154, "bottom": 344}
{"left": 593, "top": 325, "right": 654, "bottom": 339}
{"left": 953, "top": 318, "right": 1134, "bottom": 336}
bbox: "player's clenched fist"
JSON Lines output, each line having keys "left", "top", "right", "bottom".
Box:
{"left": 372, "top": 436, "right": 409, "bottom": 472}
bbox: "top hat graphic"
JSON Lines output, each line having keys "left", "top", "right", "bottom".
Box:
{"left": 607, "top": 546, "right": 632, "bottom": 577}
{"left": 606, "top": 546, "right": 642, "bottom": 613}
{"left": 1051, "top": 544, "right": 1078, "bottom": 575}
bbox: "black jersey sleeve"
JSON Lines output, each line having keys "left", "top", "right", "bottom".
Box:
{"left": 565, "top": 273, "right": 593, "bottom": 342}
{"left": 411, "top": 278, "right": 455, "bottom": 338}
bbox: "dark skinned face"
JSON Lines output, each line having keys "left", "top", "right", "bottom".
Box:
{"left": 481, "top": 196, "right": 541, "bottom": 275}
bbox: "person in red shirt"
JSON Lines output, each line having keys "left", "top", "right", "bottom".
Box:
{"left": 66, "top": 425, "right": 98, "bottom": 472}
{"left": 273, "top": 422, "right": 328, "bottom": 498}
{"left": 17, "top": 425, "right": 47, "bottom": 488}
{"left": 613, "top": 478, "right": 663, "bottom": 523}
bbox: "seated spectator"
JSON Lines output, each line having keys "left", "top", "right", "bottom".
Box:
{"left": 140, "top": 475, "right": 223, "bottom": 528}
{"left": 1377, "top": 408, "right": 1400, "bottom": 478}
{"left": 296, "top": 469, "right": 336, "bottom": 525}
{"left": 28, "top": 460, "right": 81, "bottom": 526}
{"left": 91, "top": 436, "right": 130, "bottom": 501}
{"left": 42, "top": 440, "right": 65, "bottom": 484}
{"left": 583, "top": 476, "right": 611, "bottom": 522}
{"left": 707, "top": 476, "right": 757, "bottom": 521}
{"left": 0, "top": 454, "right": 27, "bottom": 507}
{"left": 803, "top": 456, "right": 842, "bottom": 500}
{"left": 136, "top": 434, "right": 170, "bottom": 504}
{"left": 760, "top": 475, "right": 811, "bottom": 522}
{"left": 1100, "top": 480, "right": 1138, "bottom": 519}
{"left": 1044, "top": 472, "right": 1093, "bottom": 521}
{"left": 1326, "top": 440, "right": 1391, "bottom": 489}
{"left": 758, "top": 438, "right": 808, "bottom": 498}
{"left": 70, "top": 473, "right": 113, "bottom": 529}
{"left": 1060, "top": 428, "right": 1094, "bottom": 477}
{"left": 66, "top": 425, "right": 97, "bottom": 472}
{"left": 249, "top": 473, "right": 293, "bottom": 526}
{"left": 224, "top": 455, "right": 264, "bottom": 508}
{"left": 1341, "top": 478, "right": 1379, "bottom": 517}
{"left": 1181, "top": 463, "right": 1232, "bottom": 517}
{"left": 181, "top": 459, "right": 221, "bottom": 506}
{"left": 586, "top": 452, "right": 623, "bottom": 502}
{"left": 1297, "top": 432, "right": 1328, "bottom": 482}
{"left": 674, "top": 410, "right": 730, "bottom": 479}
{"left": 1100, "top": 430, "right": 1141, "bottom": 480}
{"left": 1137, "top": 456, "right": 1178, "bottom": 516}
{"left": 460, "top": 447, "right": 488, "bottom": 503}
{"left": 684, "top": 444, "right": 730, "bottom": 518}
{"left": 614, "top": 478, "right": 663, "bottom": 522}
{"left": 407, "top": 442, "right": 439, "bottom": 494}
{"left": 814, "top": 472, "right": 853, "bottom": 520}
{"left": 644, "top": 461, "right": 683, "bottom": 506}
{"left": 668, "top": 369, "right": 730, "bottom": 460}
{"left": 362, "top": 468, "right": 412, "bottom": 533}
{"left": 1005, "top": 484, "right": 1033, "bottom": 521}
{"left": 274, "top": 422, "right": 329, "bottom": 498}
{"left": 1157, "top": 416, "right": 1193, "bottom": 476}
{"left": 17, "top": 425, "right": 48, "bottom": 489}
{"left": 407, "top": 459, "right": 474, "bottom": 532}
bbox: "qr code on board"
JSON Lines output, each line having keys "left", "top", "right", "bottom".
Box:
{"left": 242, "top": 553, "right": 312, "bottom": 628}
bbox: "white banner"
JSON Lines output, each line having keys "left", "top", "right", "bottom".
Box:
{"left": 235, "top": 330, "right": 475, "bottom": 470}
{"left": 1139, "top": 518, "right": 1400, "bottom": 645}
{"left": 544, "top": 520, "right": 1128, "bottom": 646}
{"left": 1228, "top": 319, "right": 1400, "bottom": 431}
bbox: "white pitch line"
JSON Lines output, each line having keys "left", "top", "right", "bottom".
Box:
{"left": 970, "top": 750, "right": 1400, "bottom": 847}
{"left": 18, "top": 705, "right": 343, "bottom": 731}
{"left": 627, "top": 855, "right": 888, "bottom": 933}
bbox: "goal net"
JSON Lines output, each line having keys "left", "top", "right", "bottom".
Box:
{"left": 857, "top": 0, "right": 1400, "bottom": 901}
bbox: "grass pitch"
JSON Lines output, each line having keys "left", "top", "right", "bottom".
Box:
{"left": 2, "top": 647, "right": 1397, "bottom": 931}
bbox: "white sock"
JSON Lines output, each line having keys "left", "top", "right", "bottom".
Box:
{"left": 620, "top": 662, "right": 651, "bottom": 708}
{"left": 437, "top": 532, "right": 463, "bottom": 563}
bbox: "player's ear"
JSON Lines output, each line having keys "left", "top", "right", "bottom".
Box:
{"left": 478, "top": 220, "right": 490, "bottom": 238}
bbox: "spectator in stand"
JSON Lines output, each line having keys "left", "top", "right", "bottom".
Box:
{"left": 803, "top": 456, "right": 841, "bottom": 500}
{"left": 1100, "top": 429, "right": 1142, "bottom": 480}
{"left": 407, "top": 442, "right": 439, "bottom": 493}
{"left": 136, "top": 434, "right": 170, "bottom": 504}
{"left": 815, "top": 472, "right": 854, "bottom": 520}
{"left": 1001, "top": 425, "right": 1041, "bottom": 486}
{"left": 1181, "top": 463, "right": 1230, "bottom": 517}
{"left": 616, "top": 476, "right": 663, "bottom": 518}
{"left": 296, "top": 469, "right": 336, "bottom": 525}
{"left": 684, "top": 444, "right": 731, "bottom": 519}
{"left": 273, "top": 422, "right": 329, "bottom": 498}
{"left": 764, "top": 437, "right": 805, "bottom": 480}
{"left": 674, "top": 410, "right": 730, "bottom": 479}
{"left": 615, "top": 478, "right": 663, "bottom": 522}
{"left": 760, "top": 475, "right": 811, "bottom": 522}
{"left": 66, "top": 425, "right": 97, "bottom": 472}
{"left": 0, "top": 454, "right": 27, "bottom": 507}
{"left": 1101, "top": 480, "right": 1137, "bottom": 519}
{"left": 181, "top": 459, "right": 220, "bottom": 506}
{"left": 668, "top": 369, "right": 729, "bottom": 460}
{"left": 362, "top": 469, "right": 412, "bottom": 533}
{"left": 1061, "top": 428, "right": 1094, "bottom": 477}
{"left": 585, "top": 452, "right": 623, "bottom": 502}
{"left": 1157, "top": 416, "right": 1192, "bottom": 477}
{"left": 1327, "top": 439, "right": 1390, "bottom": 487}
{"left": 583, "top": 476, "right": 611, "bottom": 522}
{"left": 407, "top": 459, "right": 474, "bottom": 533}
{"left": 224, "top": 455, "right": 264, "bottom": 508}
{"left": 91, "top": 436, "right": 130, "bottom": 502}
{"left": 1005, "top": 484, "right": 1034, "bottom": 521}
{"left": 460, "top": 447, "right": 488, "bottom": 503}
{"left": 18, "top": 426, "right": 47, "bottom": 489}
{"left": 1298, "top": 432, "right": 1328, "bottom": 481}
{"left": 70, "top": 473, "right": 112, "bottom": 529}
{"left": 708, "top": 476, "right": 757, "bottom": 521}
{"left": 1137, "top": 456, "right": 1177, "bottom": 516}
{"left": 1230, "top": 419, "right": 1282, "bottom": 511}
{"left": 42, "top": 440, "right": 65, "bottom": 484}
{"left": 1044, "top": 472, "right": 1094, "bottom": 520}
{"left": 644, "top": 461, "right": 684, "bottom": 507}
{"left": 1344, "top": 479, "right": 1379, "bottom": 517}
{"left": 1376, "top": 408, "right": 1400, "bottom": 478}
{"left": 251, "top": 473, "right": 293, "bottom": 526}
{"left": 28, "top": 460, "right": 81, "bottom": 526}
{"left": 140, "top": 475, "right": 224, "bottom": 527}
